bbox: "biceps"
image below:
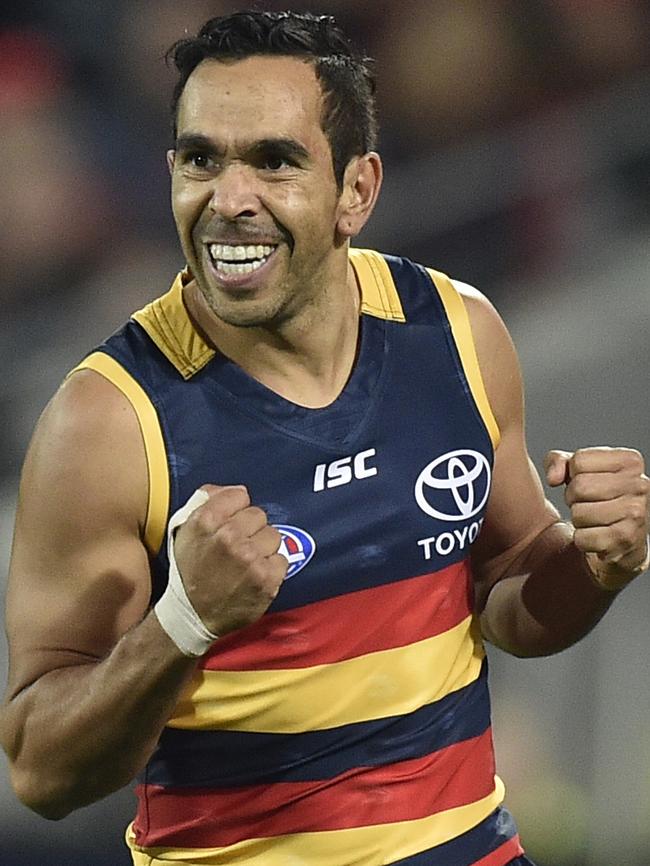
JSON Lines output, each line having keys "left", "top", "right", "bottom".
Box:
{"left": 5, "top": 526, "right": 152, "bottom": 698}
{"left": 4, "top": 375, "right": 153, "bottom": 698}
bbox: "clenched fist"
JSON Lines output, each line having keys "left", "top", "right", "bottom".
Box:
{"left": 173, "top": 484, "right": 288, "bottom": 635}
{"left": 545, "top": 447, "right": 650, "bottom": 590}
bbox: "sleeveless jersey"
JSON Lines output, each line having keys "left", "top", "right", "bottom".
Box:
{"left": 75, "top": 249, "right": 524, "bottom": 866}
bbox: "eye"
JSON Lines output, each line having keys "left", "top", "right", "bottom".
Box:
{"left": 178, "top": 150, "right": 216, "bottom": 172}
{"left": 262, "top": 154, "right": 290, "bottom": 171}
{"left": 187, "top": 152, "right": 211, "bottom": 168}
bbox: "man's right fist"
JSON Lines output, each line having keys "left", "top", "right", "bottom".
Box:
{"left": 173, "top": 484, "right": 288, "bottom": 636}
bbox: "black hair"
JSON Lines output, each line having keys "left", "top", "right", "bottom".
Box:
{"left": 167, "top": 10, "right": 378, "bottom": 186}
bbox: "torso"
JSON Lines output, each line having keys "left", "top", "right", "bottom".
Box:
{"left": 79, "top": 249, "right": 523, "bottom": 866}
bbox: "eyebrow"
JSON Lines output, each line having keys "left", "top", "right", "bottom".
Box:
{"left": 174, "top": 133, "right": 310, "bottom": 163}
{"left": 249, "top": 138, "right": 310, "bottom": 163}
{"left": 174, "top": 133, "right": 223, "bottom": 156}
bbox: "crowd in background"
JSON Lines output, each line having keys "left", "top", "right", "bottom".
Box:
{"left": 1, "top": 2, "right": 649, "bottom": 864}
{"left": 1, "top": 0, "right": 649, "bottom": 482}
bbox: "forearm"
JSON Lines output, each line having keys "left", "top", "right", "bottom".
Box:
{"left": 0, "top": 612, "right": 196, "bottom": 819}
{"left": 479, "top": 521, "right": 619, "bottom": 657}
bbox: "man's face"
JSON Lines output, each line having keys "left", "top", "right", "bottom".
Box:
{"left": 169, "top": 55, "right": 347, "bottom": 328}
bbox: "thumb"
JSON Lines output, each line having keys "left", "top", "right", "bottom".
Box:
{"left": 544, "top": 449, "right": 573, "bottom": 487}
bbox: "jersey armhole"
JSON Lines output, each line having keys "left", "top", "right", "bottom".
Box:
{"left": 66, "top": 351, "right": 169, "bottom": 555}
{"left": 426, "top": 269, "right": 501, "bottom": 450}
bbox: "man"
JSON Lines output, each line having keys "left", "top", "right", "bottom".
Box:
{"left": 1, "top": 11, "right": 648, "bottom": 866}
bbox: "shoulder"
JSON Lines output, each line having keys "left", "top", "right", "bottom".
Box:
{"left": 450, "top": 278, "right": 524, "bottom": 436}
{"left": 451, "top": 279, "right": 515, "bottom": 352}
{"left": 40, "top": 365, "right": 146, "bottom": 454}
{"left": 20, "top": 366, "right": 149, "bottom": 546}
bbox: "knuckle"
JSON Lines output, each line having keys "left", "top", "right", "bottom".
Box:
{"left": 265, "top": 525, "right": 283, "bottom": 546}
{"left": 572, "top": 528, "right": 589, "bottom": 550}
{"left": 257, "top": 551, "right": 281, "bottom": 577}
{"left": 570, "top": 512, "right": 585, "bottom": 529}
{"left": 232, "top": 491, "right": 252, "bottom": 512}
{"left": 569, "top": 475, "right": 589, "bottom": 500}
{"left": 564, "top": 486, "right": 578, "bottom": 507}
{"left": 219, "top": 485, "right": 250, "bottom": 508}
{"left": 187, "top": 511, "right": 217, "bottom": 540}
{"left": 610, "top": 523, "right": 627, "bottom": 545}
{"left": 575, "top": 527, "right": 604, "bottom": 553}
{"left": 570, "top": 450, "right": 588, "bottom": 474}
{"left": 628, "top": 500, "right": 647, "bottom": 523}
{"left": 196, "top": 505, "right": 220, "bottom": 528}
{"left": 269, "top": 553, "right": 289, "bottom": 580}
{"left": 215, "top": 520, "right": 238, "bottom": 546}
{"left": 237, "top": 542, "right": 259, "bottom": 566}
{"left": 570, "top": 503, "right": 589, "bottom": 527}
{"left": 622, "top": 448, "right": 644, "bottom": 472}
{"left": 611, "top": 523, "right": 638, "bottom": 554}
{"left": 247, "top": 505, "right": 268, "bottom": 524}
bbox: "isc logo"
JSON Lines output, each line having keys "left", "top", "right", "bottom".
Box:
{"left": 313, "top": 448, "right": 377, "bottom": 492}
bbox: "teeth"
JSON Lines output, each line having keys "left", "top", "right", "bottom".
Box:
{"left": 209, "top": 243, "right": 274, "bottom": 262}
{"left": 216, "top": 260, "right": 266, "bottom": 275}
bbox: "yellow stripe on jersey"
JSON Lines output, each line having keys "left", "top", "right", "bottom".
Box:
{"left": 68, "top": 352, "right": 169, "bottom": 555}
{"left": 350, "top": 248, "right": 406, "bottom": 322}
{"left": 167, "top": 615, "right": 485, "bottom": 733}
{"left": 427, "top": 269, "right": 500, "bottom": 450}
{"left": 126, "top": 779, "right": 505, "bottom": 865}
{"left": 132, "top": 271, "right": 215, "bottom": 380}
{"left": 131, "top": 254, "right": 405, "bottom": 378}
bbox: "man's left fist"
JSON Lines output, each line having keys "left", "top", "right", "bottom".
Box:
{"left": 545, "top": 446, "right": 650, "bottom": 590}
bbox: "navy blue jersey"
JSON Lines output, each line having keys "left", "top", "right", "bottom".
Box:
{"left": 74, "top": 249, "right": 523, "bottom": 865}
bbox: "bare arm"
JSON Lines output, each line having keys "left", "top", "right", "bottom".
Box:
{"left": 0, "top": 369, "right": 286, "bottom": 819}
{"left": 0, "top": 371, "right": 198, "bottom": 818}
{"left": 461, "top": 285, "right": 649, "bottom": 657}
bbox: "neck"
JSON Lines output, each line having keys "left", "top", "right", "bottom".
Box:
{"left": 184, "top": 259, "right": 362, "bottom": 408}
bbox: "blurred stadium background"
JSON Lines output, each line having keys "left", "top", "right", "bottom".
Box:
{"left": 1, "top": 1, "right": 649, "bottom": 864}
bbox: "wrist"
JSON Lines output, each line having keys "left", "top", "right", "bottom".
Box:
{"left": 155, "top": 489, "right": 219, "bottom": 657}
{"left": 585, "top": 535, "right": 650, "bottom": 592}
{"left": 154, "top": 590, "right": 217, "bottom": 658}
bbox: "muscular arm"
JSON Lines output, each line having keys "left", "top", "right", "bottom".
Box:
{"left": 461, "top": 286, "right": 649, "bottom": 657}
{"left": 1, "top": 367, "right": 286, "bottom": 820}
{"left": 0, "top": 372, "right": 197, "bottom": 818}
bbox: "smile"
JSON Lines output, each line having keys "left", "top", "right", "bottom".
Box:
{"left": 208, "top": 243, "right": 277, "bottom": 276}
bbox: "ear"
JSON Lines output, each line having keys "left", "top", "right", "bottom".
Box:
{"left": 166, "top": 149, "right": 176, "bottom": 176}
{"left": 335, "top": 152, "right": 383, "bottom": 241}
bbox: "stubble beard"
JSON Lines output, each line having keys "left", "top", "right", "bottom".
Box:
{"left": 188, "top": 226, "right": 334, "bottom": 332}
{"left": 195, "top": 266, "right": 296, "bottom": 330}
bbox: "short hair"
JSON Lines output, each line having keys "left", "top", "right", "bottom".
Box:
{"left": 167, "top": 10, "right": 378, "bottom": 187}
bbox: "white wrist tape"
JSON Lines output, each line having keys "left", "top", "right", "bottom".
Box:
{"left": 154, "top": 489, "right": 219, "bottom": 657}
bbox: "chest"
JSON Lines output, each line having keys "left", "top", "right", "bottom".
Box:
{"left": 155, "top": 320, "right": 493, "bottom": 612}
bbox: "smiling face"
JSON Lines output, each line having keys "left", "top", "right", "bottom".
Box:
{"left": 169, "top": 55, "right": 358, "bottom": 329}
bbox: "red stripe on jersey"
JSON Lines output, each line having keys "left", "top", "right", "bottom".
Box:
{"left": 201, "top": 559, "right": 472, "bottom": 671}
{"left": 135, "top": 728, "right": 495, "bottom": 848}
{"left": 473, "top": 835, "right": 524, "bottom": 866}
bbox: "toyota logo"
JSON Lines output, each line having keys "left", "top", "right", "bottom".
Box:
{"left": 415, "top": 449, "right": 491, "bottom": 521}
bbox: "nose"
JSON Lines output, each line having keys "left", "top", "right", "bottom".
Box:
{"left": 208, "top": 163, "right": 260, "bottom": 221}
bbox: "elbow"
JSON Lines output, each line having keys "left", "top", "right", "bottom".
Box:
{"left": 485, "top": 624, "right": 585, "bottom": 658}
{"left": 26, "top": 799, "right": 74, "bottom": 822}
{"left": 9, "top": 763, "right": 92, "bottom": 820}
{"left": 10, "top": 767, "right": 74, "bottom": 820}
{"left": 8, "top": 754, "right": 139, "bottom": 819}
